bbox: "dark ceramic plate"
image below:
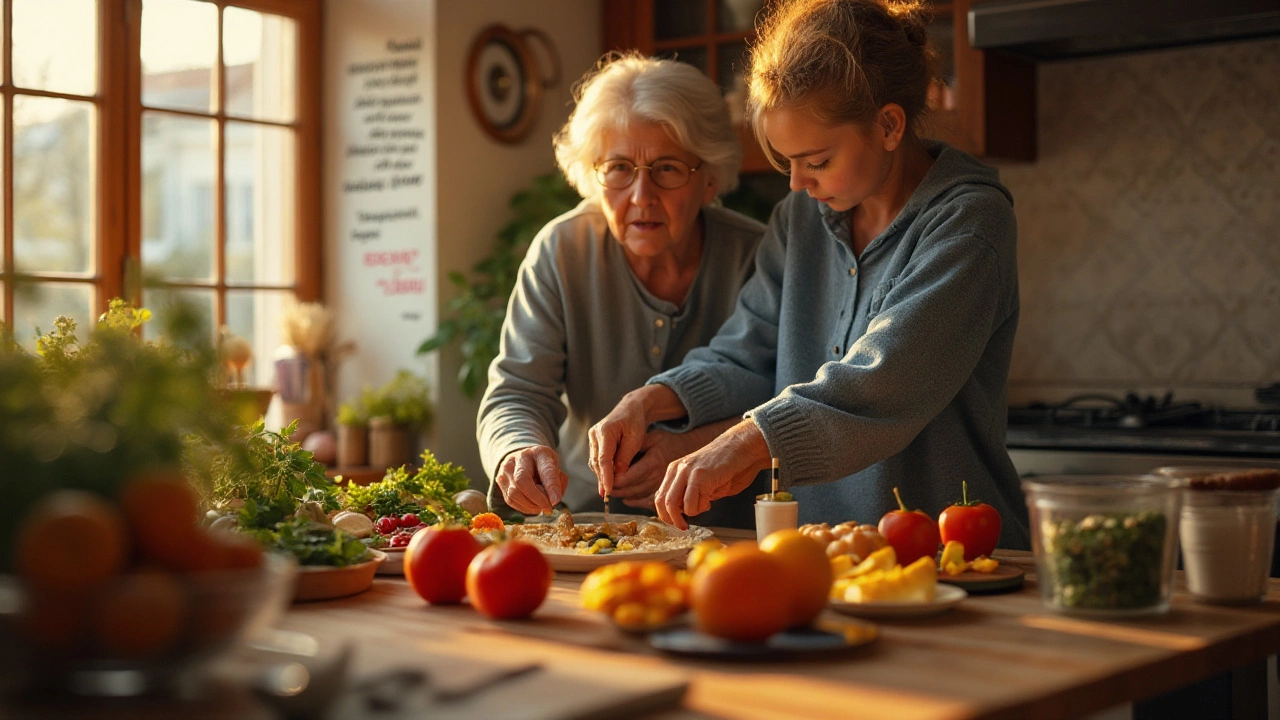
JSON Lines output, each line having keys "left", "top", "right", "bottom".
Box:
{"left": 649, "top": 618, "right": 876, "bottom": 660}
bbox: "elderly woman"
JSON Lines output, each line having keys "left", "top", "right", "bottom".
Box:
{"left": 476, "top": 54, "right": 767, "bottom": 525}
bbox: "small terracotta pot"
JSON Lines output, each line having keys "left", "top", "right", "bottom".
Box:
{"left": 368, "top": 417, "right": 411, "bottom": 470}
{"left": 336, "top": 424, "right": 368, "bottom": 467}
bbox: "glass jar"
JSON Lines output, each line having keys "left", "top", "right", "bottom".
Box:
{"left": 1023, "top": 475, "right": 1185, "bottom": 617}
{"left": 1153, "top": 466, "right": 1280, "bottom": 605}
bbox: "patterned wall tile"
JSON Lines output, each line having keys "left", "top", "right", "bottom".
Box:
{"left": 999, "top": 37, "right": 1280, "bottom": 402}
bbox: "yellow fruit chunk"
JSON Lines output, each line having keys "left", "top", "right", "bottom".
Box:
{"left": 844, "top": 545, "right": 897, "bottom": 578}
{"left": 686, "top": 538, "right": 724, "bottom": 573}
{"left": 842, "top": 557, "right": 937, "bottom": 603}
{"left": 939, "top": 541, "right": 966, "bottom": 571}
{"left": 970, "top": 556, "right": 999, "bottom": 573}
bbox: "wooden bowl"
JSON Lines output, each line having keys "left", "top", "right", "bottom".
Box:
{"left": 293, "top": 550, "right": 386, "bottom": 602}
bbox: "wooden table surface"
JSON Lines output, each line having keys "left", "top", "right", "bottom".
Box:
{"left": 277, "top": 529, "right": 1280, "bottom": 720}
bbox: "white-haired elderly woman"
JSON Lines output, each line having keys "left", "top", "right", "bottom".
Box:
{"left": 476, "top": 53, "right": 767, "bottom": 525}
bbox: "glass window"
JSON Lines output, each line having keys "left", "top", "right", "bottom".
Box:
{"left": 13, "top": 97, "right": 96, "bottom": 275}
{"left": 224, "top": 7, "right": 298, "bottom": 123}
{"left": 142, "top": 112, "right": 217, "bottom": 282}
{"left": 12, "top": 0, "right": 97, "bottom": 95}
{"left": 141, "top": 0, "right": 219, "bottom": 113}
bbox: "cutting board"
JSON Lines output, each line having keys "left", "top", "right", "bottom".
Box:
{"left": 937, "top": 564, "right": 1025, "bottom": 593}
{"left": 329, "top": 642, "right": 688, "bottom": 720}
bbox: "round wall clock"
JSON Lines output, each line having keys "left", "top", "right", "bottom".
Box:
{"left": 466, "top": 25, "right": 546, "bottom": 144}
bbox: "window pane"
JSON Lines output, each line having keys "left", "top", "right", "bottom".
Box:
{"left": 13, "top": 96, "right": 95, "bottom": 275}
{"left": 226, "top": 122, "right": 295, "bottom": 285}
{"left": 655, "top": 0, "right": 706, "bottom": 41}
{"left": 141, "top": 286, "right": 215, "bottom": 343}
{"left": 142, "top": 112, "right": 216, "bottom": 282}
{"left": 717, "top": 0, "right": 764, "bottom": 32}
{"left": 12, "top": 0, "right": 97, "bottom": 96}
{"left": 12, "top": 281, "right": 94, "bottom": 351}
{"left": 224, "top": 7, "right": 297, "bottom": 123}
{"left": 226, "top": 289, "right": 291, "bottom": 387}
{"left": 142, "top": 0, "right": 218, "bottom": 113}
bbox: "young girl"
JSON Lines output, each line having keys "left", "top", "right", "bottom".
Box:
{"left": 590, "top": 0, "right": 1029, "bottom": 549}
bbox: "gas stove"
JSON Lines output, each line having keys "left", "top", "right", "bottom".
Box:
{"left": 1006, "top": 390, "right": 1280, "bottom": 460}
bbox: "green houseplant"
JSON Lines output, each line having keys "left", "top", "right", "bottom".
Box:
{"left": 417, "top": 171, "right": 581, "bottom": 397}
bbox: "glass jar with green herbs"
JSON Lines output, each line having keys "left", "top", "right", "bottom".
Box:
{"left": 1023, "top": 475, "right": 1186, "bottom": 617}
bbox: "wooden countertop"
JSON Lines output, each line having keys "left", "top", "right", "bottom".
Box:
{"left": 276, "top": 529, "right": 1280, "bottom": 720}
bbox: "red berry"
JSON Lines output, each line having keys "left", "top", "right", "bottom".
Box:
{"left": 375, "top": 516, "right": 400, "bottom": 535}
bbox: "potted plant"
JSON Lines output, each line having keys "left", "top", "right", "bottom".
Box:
{"left": 360, "top": 370, "right": 433, "bottom": 471}
{"left": 334, "top": 401, "right": 368, "bottom": 468}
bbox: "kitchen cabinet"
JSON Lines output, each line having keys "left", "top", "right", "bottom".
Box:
{"left": 601, "top": 0, "right": 1036, "bottom": 166}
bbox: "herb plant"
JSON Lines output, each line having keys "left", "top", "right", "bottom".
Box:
{"left": 245, "top": 517, "right": 371, "bottom": 567}
{"left": 343, "top": 450, "right": 472, "bottom": 524}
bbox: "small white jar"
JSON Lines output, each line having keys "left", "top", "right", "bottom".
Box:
{"left": 1156, "top": 467, "right": 1280, "bottom": 605}
{"left": 755, "top": 498, "right": 798, "bottom": 544}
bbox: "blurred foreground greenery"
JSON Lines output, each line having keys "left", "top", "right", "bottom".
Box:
{"left": 0, "top": 299, "right": 245, "bottom": 572}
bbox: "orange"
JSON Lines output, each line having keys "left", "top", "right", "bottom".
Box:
{"left": 118, "top": 472, "right": 205, "bottom": 571}
{"left": 760, "top": 529, "right": 834, "bottom": 627}
{"left": 690, "top": 546, "right": 791, "bottom": 642}
{"left": 15, "top": 490, "right": 128, "bottom": 593}
{"left": 92, "top": 568, "right": 187, "bottom": 659}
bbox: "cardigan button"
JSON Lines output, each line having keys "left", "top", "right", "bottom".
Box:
{"left": 655, "top": 318, "right": 665, "bottom": 328}
{"left": 651, "top": 346, "right": 662, "bottom": 356}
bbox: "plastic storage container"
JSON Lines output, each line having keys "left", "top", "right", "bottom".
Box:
{"left": 1153, "top": 466, "right": 1280, "bottom": 605}
{"left": 1023, "top": 475, "right": 1185, "bottom": 617}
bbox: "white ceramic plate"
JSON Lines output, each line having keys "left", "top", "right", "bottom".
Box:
{"left": 375, "top": 546, "right": 406, "bottom": 575}
{"left": 514, "top": 512, "right": 712, "bottom": 573}
{"left": 828, "top": 583, "right": 968, "bottom": 619}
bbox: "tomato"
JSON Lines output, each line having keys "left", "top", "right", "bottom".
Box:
{"left": 877, "top": 487, "right": 942, "bottom": 566}
{"left": 938, "top": 481, "right": 1002, "bottom": 560}
{"left": 375, "top": 516, "right": 400, "bottom": 535}
{"left": 465, "top": 541, "right": 552, "bottom": 620}
{"left": 400, "top": 513, "right": 421, "bottom": 528}
{"left": 404, "top": 525, "right": 482, "bottom": 605}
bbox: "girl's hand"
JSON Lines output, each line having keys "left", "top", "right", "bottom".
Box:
{"left": 655, "top": 420, "right": 772, "bottom": 529}
{"left": 496, "top": 445, "right": 567, "bottom": 515}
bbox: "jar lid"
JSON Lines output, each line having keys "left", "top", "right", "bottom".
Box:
{"left": 1154, "top": 467, "right": 1280, "bottom": 492}
{"left": 1021, "top": 474, "right": 1186, "bottom": 498}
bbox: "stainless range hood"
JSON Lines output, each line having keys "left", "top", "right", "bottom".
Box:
{"left": 969, "top": 0, "right": 1280, "bottom": 61}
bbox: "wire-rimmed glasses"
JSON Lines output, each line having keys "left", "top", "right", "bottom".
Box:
{"left": 593, "top": 158, "right": 701, "bottom": 190}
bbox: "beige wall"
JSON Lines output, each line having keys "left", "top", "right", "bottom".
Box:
{"left": 995, "top": 37, "right": 1280, "bottom": 407}
{"left": 323, "top": 0, "right": 599, "bottom": 486}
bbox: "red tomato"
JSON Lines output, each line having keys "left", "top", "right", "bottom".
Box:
{"left": 465, "top": 541, "right": 552, "bottom": 620}
{"left": 375, "top": 516, "right": 400, "bottom": 535}
{"left": 400, "top": 513, "right": 421, "bottom": 528}
{"left": 939, "top": 481, "right": 1002, "bottom": 560}
{"left": 404, "top": 525, "right": 482, "bottom": 605}
{"left": 877, "top": 487, "right": 942, "bottom": 565}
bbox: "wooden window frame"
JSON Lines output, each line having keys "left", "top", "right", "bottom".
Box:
{"left": 0, "top": 0, "right": 322, "bottom": 332}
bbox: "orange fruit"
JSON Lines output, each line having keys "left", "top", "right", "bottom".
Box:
{"left": 19, "top": 586, "right": 91, "bottom": 655}
{"left": 15, "top": 490, "right": 128, "bottom": 593}
{"left": 92, "top": 568, "right": 187, "bottom": 659}
{"left": 118, "top": 472, "right": 205, "bottom": 571}
{"left": 760, "top": 529, "right": 834, "bottom": 627}
{"left": 690, "top": 546, "right": 791, "bottom": 642}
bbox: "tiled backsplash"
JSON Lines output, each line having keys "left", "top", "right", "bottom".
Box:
{"left": 996, "top": 38, "right": 1280, "bottom": 407}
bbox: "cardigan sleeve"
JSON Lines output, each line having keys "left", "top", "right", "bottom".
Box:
{"left": 475, "top": 230, "right": 570, "bottom": 481}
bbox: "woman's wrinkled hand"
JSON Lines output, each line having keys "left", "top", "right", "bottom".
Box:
{"left": 611, "top": 418, "right": 738, "bottom": 504}
{"left": 655, "top": 420, "right": 771, "bottom": 530}
{"left": 588, "top": 397, "right": 647, "bottom": 500}
{"left": 496, "top": 445, "right": 567, "bottom": 515}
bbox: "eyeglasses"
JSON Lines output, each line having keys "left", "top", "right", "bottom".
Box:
{"left": 592, "top": 158, "right": 702, "bottom": 190}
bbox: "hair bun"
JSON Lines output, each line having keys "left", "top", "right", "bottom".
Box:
{"left": 903, "top": 22, "right": 927, "bottom": 46}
